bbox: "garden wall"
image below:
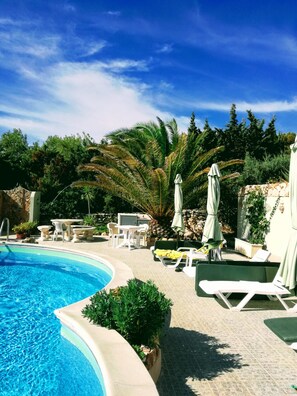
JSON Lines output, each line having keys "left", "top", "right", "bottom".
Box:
{"left": 237, "top": 182, "right": 290, "bottom": 258}
{"left": 0, "top": 186, "right": 40, "bottom": 227}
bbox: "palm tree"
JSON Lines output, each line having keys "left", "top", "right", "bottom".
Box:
{"left": 80, "top": 186, "right": 95, "bottom": 215}
{"left": 74, "top": 117, "right": 242, "bottom": 237}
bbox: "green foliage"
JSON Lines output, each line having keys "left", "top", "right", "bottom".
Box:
{"left": 219, "top": 181, "right": 239, "bottom": 232}
{"left": 80, "top": 186, "right": 96, "bottom": 215}
{"left": 1, "top": 112, "right": 294, "bottom": 232}
{"left": 0, "top": 129, "right": 30, "bottom": 189}
{"left": 278, "top": 132, "right": 296, "bottom": 154}
{"left": 82, "top": 279, "right": 172, "bottom": 349}
{"left": 83, "top": 214, "right": 108, "bottom": 234}
{"left": 245, "top": 189, "right": 270, "bottom": 244}
{"left": 83, "top": 214, "right": 97, "bottom": 226}
{"left": 131, "top": 344, "right": 146, "bottom": 361}
{"left": 41, "top": 188, "right": 85, "bottom": 223}
{"left": 75, "top": 117, "right": 242, "bottom": 224}
{"left": 12, "top": 221, "right": 38, "bottom": 236}
{"left": 187, "top": 112, "right": 200, "bottom": 137}
{"left": 218, "top": 104, "right": 246, "bottom": 162}
{"left": 240, "top": 154, "right": 290, "bottom": 185}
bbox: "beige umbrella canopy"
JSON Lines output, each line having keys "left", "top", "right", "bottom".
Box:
{"left": 171, "top": 174, "right": 184, "bottom": 236}
{"left": 202, "top": 163, "right": 224, "bottom": 246}
{"left": 278, "top": 136, "right": 297, "bottom": 291}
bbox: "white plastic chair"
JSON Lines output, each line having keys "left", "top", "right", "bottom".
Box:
{"left": 135, "top": 223, "right": 149, "bottom": 247}
{"left": 52, "top": 221, "right": 65, "bottom": 241}
{"left": 107, "top": 222, "right": 124, "bottom": 247}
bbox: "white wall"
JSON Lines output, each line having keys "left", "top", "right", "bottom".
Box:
{"left": 237, "top": 183, "right": 290, "bottom": 259}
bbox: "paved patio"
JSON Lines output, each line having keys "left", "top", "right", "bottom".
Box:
{"left": 42, "top": 237, "right": 297, "bottom": 396}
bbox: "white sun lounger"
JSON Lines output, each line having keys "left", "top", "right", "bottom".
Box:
{"left": 199, "top": 278, "right": 295, "bottom": 311}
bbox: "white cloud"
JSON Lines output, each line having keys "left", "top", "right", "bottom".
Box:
{"left": 79, "top": 41, "right": 107, "bottom": 58}
{"left": 105, "top": 11, "right": 121, "bottom": 17}
{"left": 156, "top": 43, "right": 173, "bottom": 54}
{"left": 194, "top": 99, "right": 297, "bottom": 113}
{"left": 0, "top": 62, "right": 172, "bottom": 141}
{"left": 184, "top": 10, "right": 297, "bottom": 68}
{"left": 99, "top": 59, "right": 150, "bottom": 72}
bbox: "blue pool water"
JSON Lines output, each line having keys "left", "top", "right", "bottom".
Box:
{"left": 0, "top": 245, "right": 112, "bottom": 396}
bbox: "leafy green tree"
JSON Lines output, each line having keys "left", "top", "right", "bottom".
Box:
{"left": 244, "top": 110, "right": 266, "bottom": 159}
{"left": 80, "top": 186, "right": 96, "bottom": 215}
{"left": 263, "top": 116, "right": 280, "bottom": 156}
{"left": 278, "top": 132, "right": 296, "bottom": 154}
{"left": 219, "top": 104, "right": 246, "bottom": 161}
{"left": 26, "top": 133, "right": 103, "bottom": 222}
{"left": 198, "top": 119, "right": 217, "bottom": 153}
{"left": 240, "top": 154, "right": 290, "bottom": 185}
{"left": 188, "top": 112, "right": 200, "bottom": 138}
{"left": 0, "top": 129, "right": 30, "bottom": 188}
{"left": 29, "top": 133, "right": 94, "bottom": 198}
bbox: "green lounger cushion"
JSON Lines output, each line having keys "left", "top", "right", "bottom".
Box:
{"left": 264, "top": 317, "right": 297, "bottom": 343}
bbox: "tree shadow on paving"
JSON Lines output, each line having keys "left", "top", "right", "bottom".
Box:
{"left": 157, "top": 327, "right": 246, "bottom": 396}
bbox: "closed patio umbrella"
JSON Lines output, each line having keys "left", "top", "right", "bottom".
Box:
{"left": 171, "top": 174, "right": 184, "bottom": 236}
{"left": 278, "top": 137, "right": 297, "bottom": 291}
{"left": 202, "top": 164, "right": 224, "bottom": 256}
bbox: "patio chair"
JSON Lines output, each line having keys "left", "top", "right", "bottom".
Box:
{"left": 135, "top": 223, "right": 149, "bottom": 247}
{"left": 198, "top": 276, "right": 295, "bottom": 311}
{"left": 154, "top": 247, "right": 190, "bottom": 268}
{"left": 182, "top": 240, "right": 227, "bottom": 277}
{"left": 52, "top": 221, "right": 65, "bottom": 241}
{"left": 107, "top": 222, "right": 124, "bottom": 247}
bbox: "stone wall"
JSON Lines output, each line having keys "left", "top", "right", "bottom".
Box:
{"left": 0, "top": 186, "right": 32, "bottom": 227}
{"left": 183, "top": 209, "right": 206, "bottom": 240}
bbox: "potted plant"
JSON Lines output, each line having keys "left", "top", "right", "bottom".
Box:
{"left": 82, "top": 279, "right": 172, "bottom": 382}
{"left": 12, "top": 221, "right": 38, "bottom": 239}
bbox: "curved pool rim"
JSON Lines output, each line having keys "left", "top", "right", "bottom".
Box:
{"left": 5, "top": 242, "right": 158, "bottom": 396}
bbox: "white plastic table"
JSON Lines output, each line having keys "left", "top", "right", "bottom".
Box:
{"left": 51, "top": 219, "right": 83, "bottom": 241}
{"left": 116, "top": 225, "right": 142, "bottom": 249}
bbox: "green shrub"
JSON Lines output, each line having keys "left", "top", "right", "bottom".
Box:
{"left": 83, "top": 214, "right": 97, "bottom": 226}
{"left": 245, "top": 189, "right": 270, "bottom": 244}
{"left": 241, "top": 153, "right": 290, "bottom": 185}
{"left": 83, "top": 215, "right": 108, "bottom": 234}
{"left": 12, "top": 221, "right": 38, "bottom": 236}
{"left": 82, "top": 279, "right": 172, "bottom": 350}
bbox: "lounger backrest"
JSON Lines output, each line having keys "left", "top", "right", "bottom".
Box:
{"left": 250, "top": 249, "right": 271, "bottom": 262}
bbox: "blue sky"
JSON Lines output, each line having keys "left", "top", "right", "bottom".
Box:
{"left": 0, "top": 0, "right": 296, "bottom": 143}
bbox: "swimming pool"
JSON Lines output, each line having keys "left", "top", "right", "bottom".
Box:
{"left": 0, "top": 244, "right": 112, "bottom": 396}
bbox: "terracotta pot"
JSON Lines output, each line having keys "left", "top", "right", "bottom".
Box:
{"left": 16, "top": 233, "right": 27, "bottom": 239}
{"left": 142, "top": 346, "right": 162, "bottom": 383}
